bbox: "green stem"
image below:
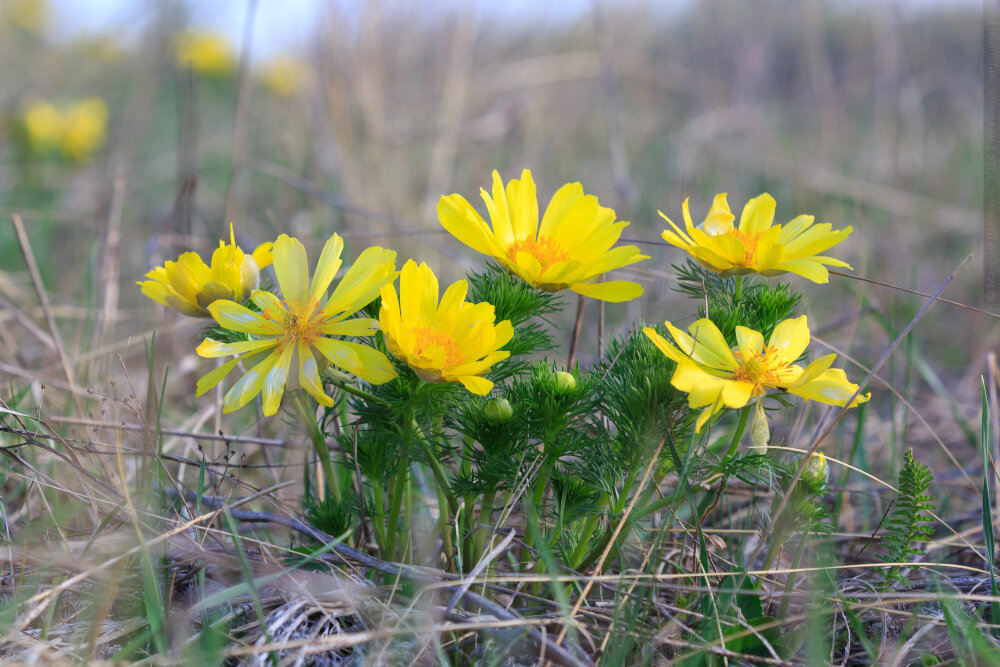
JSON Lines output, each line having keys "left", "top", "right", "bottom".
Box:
{"left": 294, "top": 394, "right": 340, "bottom": 504}
{"left": 321, "top": 373, "right": 385, "bottom": 405}
{"left": 384, "top": 410, "right": 414, "bottom": 561}
{"left": 777, "top": 526, "right": 810, "bottom": 618}
{"left": 372, "top": 481, "right": 386, "bottom": 549}
{"left": 722, "top": 405, "right": 752, "bottom": 463}
{"left": 473, "top": 484, "right": 497, "bottom": 564}
{"left": 734, "top": 275, "right": 743, "bottom": 302}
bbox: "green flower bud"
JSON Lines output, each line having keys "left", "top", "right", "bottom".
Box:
{"left": 749, "top": 398, "right": 769, "bottom": 454}
{"left": 803, "top": 452, "right": 830, "bottom": 486}
{"left": 554, "top": 371, "right": 577, "bottom": 394}
{"left": 484, "top": 397, "right": 513, "bottom": 423}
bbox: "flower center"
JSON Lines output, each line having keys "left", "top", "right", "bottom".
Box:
{"left": 411, "top": 325, "right": 462, "bottom": 369}
{"left": 507, "top": 235, "right": 570, "bottom": 272}
{"left": 262, "top": 298, "right": 324, "bottom": 348}
{"left": 730, "top": 348, "right": 780, "bottom": 393}
{"left": 724, "top": 229, "right": 761, "bottom": 265}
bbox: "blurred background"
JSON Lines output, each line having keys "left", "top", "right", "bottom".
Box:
{"left": 0, "top": 0, "right": 987, "bottom": 459}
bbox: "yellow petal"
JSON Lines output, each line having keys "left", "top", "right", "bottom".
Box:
{"left": 197, "top": 337, "right": 276, "bottom": 358}
{"left": 767, "top": 316, "right": 810, "bottom": 366}
{"left": 196, "top": 352, "right": 253, "bottom": 396}
{"left": 483, "top": 170, "right": 515, "bottom": 248}
{"left": 683, "top": 319, "right": 739, "bottom": 370}
{"left": 250, "top": 289, "right": 285, "bottom": 318}
{"left": 196, "top": 280, "right": 236, "bottom": 309}
{"left": 734, "top": 326, "right": 764, "bottom": 358}
{"left": 272, "top": 234, "right": 309, "bottom": 305}
{"left": 321, "top": 318, "right": 379, "bottom": 337}
{"left": 261, "top": 344, "right": 294, "bottom": 416}
{"left": 571, "top": 280, "right": 643, "bottom": 302}
{"left": 165, "top": 252, "right": 211, "bottom": 302}
{"left": 223, "top": 352, "right": 279, "bottom": 412}
{"left": 770, "top": 258, "right": 829, "bottom": 283}
{"left": 298, "top": 342, "right": 334, "bottom": 407}
{"left": 738, "top": 193, "right": 776, "bottom": 235}
{"left": 208, "top": 300, "right": 279, "bottom": 335}
{"left": 313, "top": 338, "right": 398, "bottom": 384}
{"left": 787, "top": 368, "right": 869, "bottom": 407}
{"left": 538, "top": 181, "right": 585, "bottom": 239}
{"left": 325, "top": 246, "right": 397, "bottom": 318}
{"left": 438, "top": 193, "right": 507, "bottom": 258}
{"left": 252, "top": 241, "right": 274, "bottom": 269}
{"left": 309, "top": 234, "right": 344, "bottom": 304}
{"left": 702, "top": 193, "right": 735, "bottom": 235}
{"left": 457, "top": 374, "right": 493, "bottom": 395}
{"left": 507, "top": 168, "right": 539, "bottom": 242}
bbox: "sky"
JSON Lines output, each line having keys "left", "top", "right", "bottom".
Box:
{"left": 48, "top": 0, "right": 600, "bottom": 60}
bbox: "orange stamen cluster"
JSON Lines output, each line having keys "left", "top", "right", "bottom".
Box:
{"left": 730, "top": 347, "right": 781, "bottom": 393}
{"left": 412, "top": 325, "right": 462, "bottom": 368}
{"left": 262, "top": 298, "right": 324, "bottom": 348}
{"left": 724, "top": 229, "right": 761, "bottom": 265}
{"left": 507, "top": 235, "right": 570, "bottom": 272}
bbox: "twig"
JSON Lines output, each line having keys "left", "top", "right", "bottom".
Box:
{"left": 172, "top": 490, "right": 591, "bottom": 667}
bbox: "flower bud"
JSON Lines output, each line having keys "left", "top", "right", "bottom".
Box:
{"left": 803, "top": 452, "right": 830, "bottom": 486}
{"left": 483, "top": 397, "right": 513, "bottom": 423}
{"left": 749, "top": 398, "right": 770, "bottom": 454}
{"left": 554, "top": 371, "right": 577, "bottom": 394}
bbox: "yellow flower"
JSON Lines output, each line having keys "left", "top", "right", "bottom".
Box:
{"left": 438, "top": 169, "right": 648, "bottom": 302}
{"left": 21, "top": 101, "right": 62, "bottom": 153}
{"left": 175, "top": 30, "right": 234, "bottom": 75}
{"left": 60, "top": 97, "right": 108, "bottom": 162}
{"left": 379, "top": 260, "right": 513, "bottom": 395}
{"left": 196, "top": 234, "right": 398, "bottom": 415}
{"left": 138, "top": 225, "right": 274, "bottom": 317}
{"left": 259, "top": 55, "right": 309, "bottom": 97}
{"left": 6, "top": 0, "right": 47, "bottom": 32}
{"left": 643, "top": 315, "right": 869, "bottom": 432}
{"left": 660, "top": 193, "right": 853, "bottom": 283}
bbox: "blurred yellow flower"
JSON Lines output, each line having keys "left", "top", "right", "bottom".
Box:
{"left": 21, "top": 101, "right": 62, "bottom": 153}
{"left": 660, "top": 193, "right": 853, "bottom": 283}
{"left": 196, "top": 234, "right": 398, "bottom": 415}
{"left": 260, "top": 55, "right": 309, "bottom": 97}
{"left": 138, "top": 225, "right": 273, "bottom": 317}
{"left": 439, "top": 169, "right": 648, "bottom": 302}
{"left": 60, "top": 97, "right": 108, "bottom": 162}
{"left": 379, "top": 260, "right": 513, "bottom": 395}
{"left": 6, "top": 0, "right": 47, "bottom": 32}
{"left": 643, "top": 315, "right": 869, "bottom": 432}
{"left": 175, "top": 30, "right": 234, "bottom": 75}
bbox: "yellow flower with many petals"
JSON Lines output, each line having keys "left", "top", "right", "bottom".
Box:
{"left": 259, "top": 55, "right": 309, "bottom": 97}
{"left": 138, "top": 225, "right": 274, "bottom": 317}
{"left": 379, "top": 260, "right": 513, "bottom": 395}
{"left": 438, "top": 169, "right": 648, "bottom": 302}
{"left": 643, "top": 315, "right": 869, "bottom": 432}
{"left": 60, "top": 97, "right": 108, "bottom": 162}
{"left": 21, "top": 101, "right": 62, "bottom": 153}
{"left": 660, "top": 193, "right": 853, "bottom": 283}
{"left": 196, "top": 234, "right": 398, "bottom": 415}
{"left": 175, "top": 30, "right": 234, "bottom": 75}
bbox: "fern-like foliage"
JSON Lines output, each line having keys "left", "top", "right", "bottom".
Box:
{"left": 878, "top": 449, "right": 936, "bottom": 587}
{"left": 671, "top": 260, "right": 801, "bottom": 344}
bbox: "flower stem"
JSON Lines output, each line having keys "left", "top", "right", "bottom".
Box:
{"left": 722, "top": 405, "right": 752, "bottom": 463}
{"left": 733, "top": 275, "right": 743, "bottom": 302}
{"left": 383, "top": 408, "right": 414, "bottom": 561}
{"left": 293, "top": 394, "right": 340, "bottom": 504}
{"left": 321, "top": 372, "right": 385, "bottom": 405}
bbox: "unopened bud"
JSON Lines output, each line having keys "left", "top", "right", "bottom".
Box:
{"left": 554, "top": 371, "right": 577, "bottom": 394}
{"left": 749, "top": 399, "right": 769, "bottom": 454}
{"left": 803, "top": 452, "right": 830, "bottom": 486}
{"left": 484, "top": 397, "right": 513, "bottom": 423}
